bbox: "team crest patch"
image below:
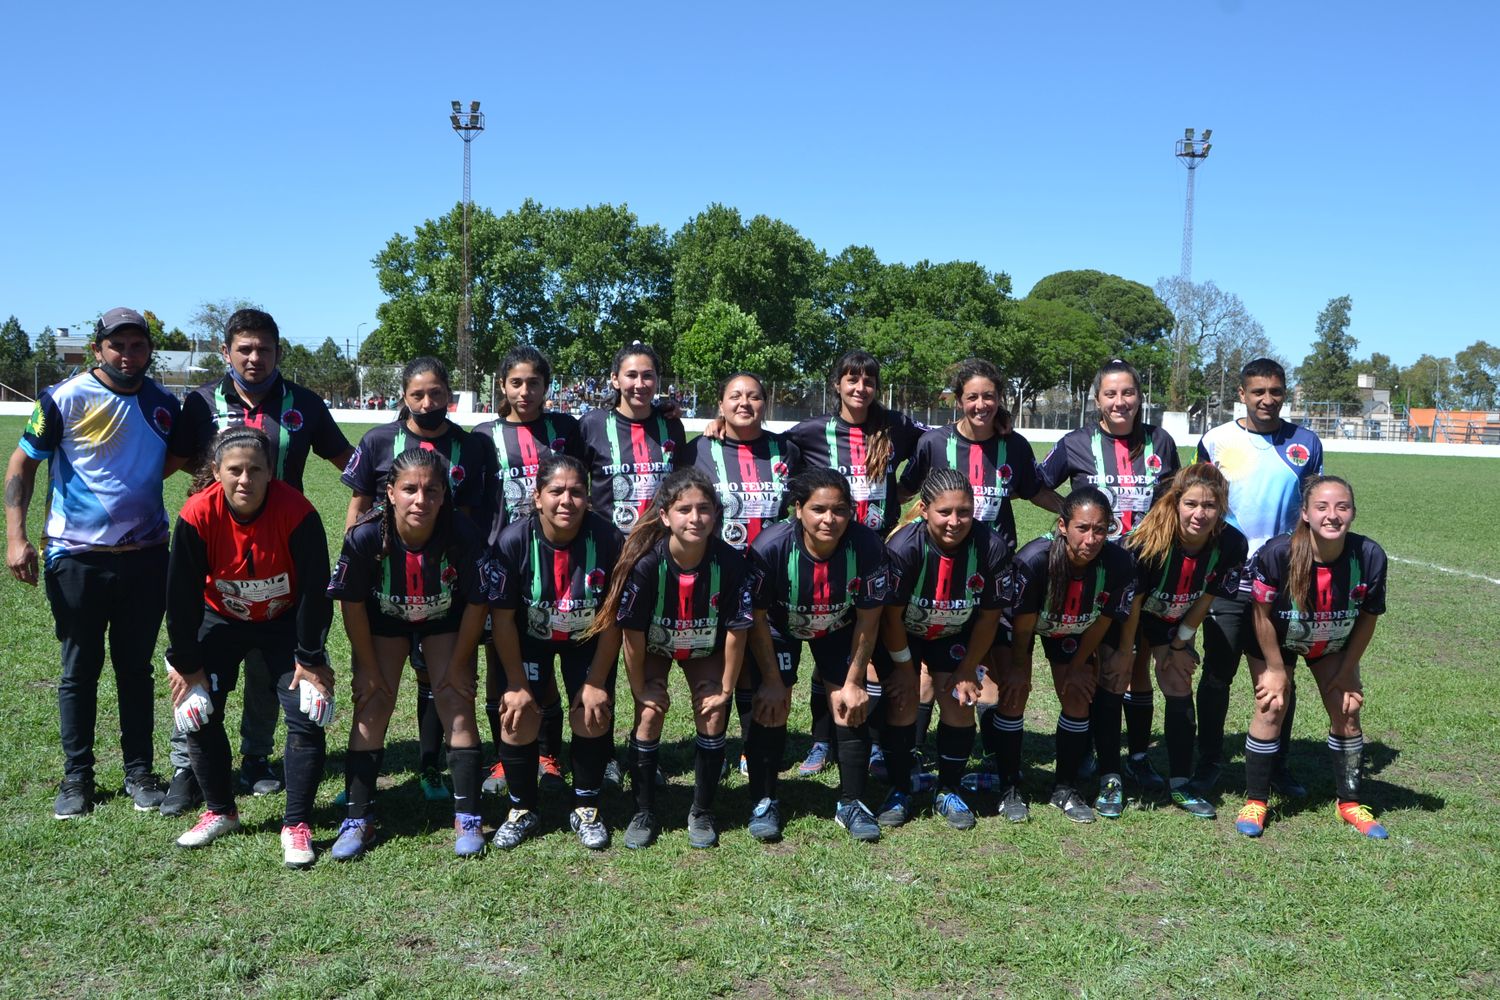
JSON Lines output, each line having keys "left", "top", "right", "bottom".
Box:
{"left": 550, "top": 438, "right": 567, "bottom": 451}
{"left": 1145, "top": 454, "right": 1163, "bottom": 471}
{"left": 998, "top": 464, "right": 1013, "bottom": 483}
{"left": 586, "top": 569, "right": 607, "bottom": 594}
{"left": 153, "top": 406, "right": 173, "bottom": 435}
{"left": 847, "top": 576, "right": 863, "bottom": 596}
{"left": 1285, "top": 444, "right": 1310, "bottom": 467}
{"left": 709, "top": 591, "right": 721, "bottom": 609}
{"left": 661, "top": 439, "right": 676, "bottom": 454}
{"left": 1061, "top": 637, "right": 1078, "bottom": 654}
{"left": 1350, "top": 583, "right": 1368, "bottom": 602}
{"left": 449, "top": 464, "right": 466, "bottom": 484}
{"left": 441, "top": 566, "right": 458, "bottom": 587}
{"left": 283, "top": 409, "right": 304, "bottom": 432}
{"left": 949, "top": 642, "right": 967, "bottom": 661}
{"left": 966, "top": 573, "right": 985, "bottom": 594}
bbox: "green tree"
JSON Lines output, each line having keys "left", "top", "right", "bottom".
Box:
{"left": 1360, "top": 352, "right": 1401, "bottom": 392}
{"left": 1453, "top": 341, "right": 1500, "bottom": 409}
{"left": 0, "top": 316, "right": 31, "bottom": 399}
{"left": 975, "top": 298, "right": 1109, "bottom": 414}
{"left": 157, "top": 326, "right": 191, "bottom": 351}
{"left": 1156, "top": 277, "right": 1271, "bottom": 410}
{"left": 855, "top": 309, "right": 966, "bottom": 392}
{"left": 1028, "top": 270, "right": 1174, "bottom": 347}
{"left": 1296, "top": 295, "right": 1360, "bottom": 408}
{"left": 32, "top": 327, "right": 65, "bottom": 394}
{"left": 1394, "top": 355, "right": 1455, "bottom": 409}
{"left": 190, "top": 298, "right": 263, "bottom": 351}
{"left": 672, "top": 299, "right": 794, "bottom": 388}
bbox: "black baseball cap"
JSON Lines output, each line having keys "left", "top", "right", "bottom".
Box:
{"left": 95, "top": 307, "right": 150, "bottom": 343}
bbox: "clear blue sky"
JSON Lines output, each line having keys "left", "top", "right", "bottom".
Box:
{"left": 3, "top": 2, "right": 1494, "bottom": 372}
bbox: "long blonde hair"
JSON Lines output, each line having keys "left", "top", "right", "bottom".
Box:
{"left": 1125, "top": 462, "right": 1229, "bottom": 567}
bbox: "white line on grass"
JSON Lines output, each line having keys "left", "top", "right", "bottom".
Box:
{"left": 1389, "top": 556, "right": 1500, "bottom": 586}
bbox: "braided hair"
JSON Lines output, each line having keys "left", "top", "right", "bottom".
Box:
{"left": 348, "top": 445, "right": 455, "bottom": 560}
{"left": 1045, "top": 486, "right": 1113, "bottom": 615}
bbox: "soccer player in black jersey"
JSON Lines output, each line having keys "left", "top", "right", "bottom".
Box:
{"left": 341, "top": 356, "right": 498, "bottom": 802}
{"left": 164, "top": 308, "right": 354, "bottom": 815}
{"left": 488, "top": 455, "right": 624, "bottom": 851}
{"left": 1234, "top": 476, "right": 1389, "bottom": 839}
{"left": 746, "top": 468, "right": 890, "bottom": 843}
{"left": 899, "top": 359, "right": 1051, "bottom": 784}
{"left": 328, "top": 448, "right": 494, "bottom": 859}
{"left": 1004, "top": 488, "right": 1137, "bottom": 824}
{"left": 880, "top": 469, "right": 1009, "bottom": 831}
{"left": 163, "top": 429, "right": 334, "bottom": 866}
{"left": 1109, "top": 463, "right": 1247, "bottom": 819}
{"left": 588, "top": 468, "right": 753, "bottom": 849}
{"left": 1037, "top": 359, "right": 1183, "bottom": 799}
{"left": 783, "top": 351, "right": 925, "bottom": 777}
{"left": 473, "top": 346, "right": 584, "bottom": 800}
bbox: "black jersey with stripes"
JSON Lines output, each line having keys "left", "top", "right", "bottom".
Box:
{"left": 1007, "top": 536, "right": 1137, "bottom": 640}
{"left": 472, "top": 412, "right": 585, "bottom": 541}
{"left": 340, "top": 419, "right": 496, "bottom": 513}
{"left": 491, "top": 511, "right": 623, "bottom": 648}
{"left": 784, "top": 410, "right": 925, "bottom": 532}
{"left": 578, "top": 407, "right": 686, "bottom": 535}
{"left": 1250, "top": 532, "right": 1387, "bottom": 659}
{"left": 327, "top": 511, "right": 493, "bottom": 635}
{"left": 176, "top": 375, "right": 350, "bottom": 492}
{"left": 884, "top": 520, "right": 1010, "bottom": 640}
{"left": 1133, "top": 525, "right": 1248, "bottom": 626}
{"left": 1038, "top": 425, "right": 1181, "bottom": 539}
{"left": 748, "top": 520, "right": 889, "bottom": 642}
{"left": 681, "top": 432, "right": 803, "bottom": 550}
{"left": 616, "top": 536, "right": 754, "bottom": 659}
{"left": 898, "top": 425, "right": 1042, "bottom": 558}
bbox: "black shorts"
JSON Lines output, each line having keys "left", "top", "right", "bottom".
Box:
{"left": 1137, "top": 613, "right": 1177, "bottom": 650}
{"left": 1036, "top": 632, "right": 1095, "bottom": 665}
{"left": 194, "top": 614, "right": 321, "bottom": 739}
{"left": 367, "top": 605, "right": 465, "bottom": 640}
{"left": 741, "top": 637, "right": 800, "bottom": 690}
{"left": 518, "top": 638, "right": 614, "bottom": 703}
{"left": 886, "top": 631, "right": 978, "bottom": 676}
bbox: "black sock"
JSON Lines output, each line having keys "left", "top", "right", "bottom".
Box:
{"left": 1124, "top": 689, "right": 1154, "bottom": 757}
{"left": 1277, "top": 681, "right": 1297, "bottom": 768}
{"left": 1163, "top": 695, "right": 1196, "bottom": 782}
{"left": 416, "top": 683, "right": 442, "bottom": 771}
{"left": 631, "top": 735, "right": 660, "bottom": 813}
{"left": 748, "top": 723, "right": 786, "bottom": 802}
{"left": 809, "top": 680, "right": 832, "bottom": 747}
{"left": 937, "top": 723, "right": 975, "bottom": 791}
{"left": 735, "top": 689, "right": 753, "bottom": 743}
{"left": 1090, "top": 689, "right": 1125, "bottom": 778}
{"left": 1054, "top": 713, "right": 1091, "bottom": 788}
{"left": 186, "top": 719, "right": 234, "bottom": 814}
{"left": 571, "top": 733, "right": 610, "bottom": 811}
{"left": 539, "top": 701, "right": 564, "bottom": 762}
{"left": 1328, "top": 731, "right": 1364, "bottom": 803}
{"left": 282, "top": 729, "right": 325, "bottom": 827}
{"left": 498, "top": 739, "right": 539, "bottom": 812}
{"left": 915, "top": 699, "right": 935, "bottom": 754}
{"left": 1244, "top": 735, "right": 1278, "bottom": 802}
{"left": 880, "top": 721, "right": 915, "bottom": 794}
{"left": 995, "top": 713, "right": 1024, "bottom": 786}
{"left": 485, "top": 700, "right": 503, "bottom": 759}
{"left": 1195, "top": 671, "right": 1231, "bottom": 770}
{"left": 345, "top": 748, "right": 380, "bottom": 820}
{"left": 834, "top": 723, "right": 870, "bottom": 804}
{"left": 449, "top": 747, "right": 482, "bottom": 816}
{"left": 693, "top": 732, "right": 727, "bottom": 810}
{"left": 865, "top": 680, "right": 885, "bottom": 751}
{"left": 977, "top": 703, "right": 1000, "bottom": 760}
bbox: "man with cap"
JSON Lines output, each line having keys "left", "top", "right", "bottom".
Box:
{"left": 160, "top": 307, "right": 354, "bottom": 815}
{"left": 5, "top": 307, "right": 186, "bottom": 818}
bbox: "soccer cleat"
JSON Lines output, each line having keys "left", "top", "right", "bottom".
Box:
{"left": 602, "top": 759, "right": 625, "bottom": 790}
{"left": 1122, "top": 754, "right": 1168, "bottom": 797}
{"left": 1235, "top": 800, "right": 1269, "bottom": 837}
{"left": 738, "top": 754, "right": 749, "bottom": 777}
{"left": 281, "top": 822, "right": 315, "bottom": 868}
{"left": 159, "top": 768, "right": 202, "bottom": 817}
{"left": 1050, "top": 786, "right": 1097, "bottom": 824}
{"left": 1270, "top": 763, "right": 1308, "bottom": 799}
{"left": 420, "top": 766, "right": 450, "bottom": 802}
{"left": 624, "top": 809, "right": 660, "bottom": 849}
{"left": 177, "top": 809, "right": 240, "bottom": 848}
{"left": 1094, "top": 774, "right": 1125, "bottom": 819}
{"left": 454, "top": 812, "right": 486, "bottom": 857}
{"left": 330, "top": 817, "right": 375, "bottom": 860}
{"left": 961, "top": 771, "right": 1004, "bottom": 793}
{"left": 53, "top": 776, "right": 94, "bottom": 820}
{"left": 835, "top": 800, "right": 881, "bottom": 843}
{"left": 1337, "top": 802, "right": 1389, "bottom": 840}
{"left": 482, "top": 760, "right": 508, "bottom": 796}
{"left": 798, "top": 742, "right": 831, "bottom": 776}
{"left": 124, "top": 773, "right": 167, "bottom": 812}
{"left": 933, "top": 790, "right": 977, "bottom": 831}
{"left": 538, "top": 754, "right": 567, "bottom": 792}
{"left": 570, "top": 806, "right": 610, "bottom": 850}
{"left": 748, "top": 797, "right": 783, "bottom": 843}
{"left": 687, "top": 807, "right": 719, "bottom": 849}
{"left": 876, "top": 789, "right": 911, "bottom": 828}
{"left": 332, "top": 788, "right": 349, "bottom": 807}
{"left": 1169, "top": 785, "right": 1217, "bottom": 819}
{"left": 998, "top": 784, "right": 1030, "bottom": 824}
{"left": 910, "top": 771, "right": 938, "bottom": 794}
{"left": 1076, "top": 748, "right": 1098, "bottom": 783}
{"left": 492, "top": 808, "right": 541, "bottom": 850}
{"left": 238, "top": 755, "right": 284, "bottom": 797}
{"left": 868, "top": 744, "right": 888, "bottom": 782}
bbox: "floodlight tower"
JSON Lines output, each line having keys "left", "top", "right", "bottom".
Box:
{"left": 450, "top": 100, "right": 485, "bottom": 392}
{"left": 1174, "top": 127, "right": 1212, "bottom": 283}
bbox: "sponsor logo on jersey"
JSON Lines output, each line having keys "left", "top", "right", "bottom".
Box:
{"left": 283, "top": 408, "right": 304, "bottom": 432}
{"left": 153, "top": 406, "right": 173, "bottom": 435}
{"left": 998, "top": 464, "right": 1013, "bottom": 483}
{"left": 449, "top": 464, "right": 466, "bottom": 484}
{"left": 1285, "top": 443, "right": 1310, "bottom": 467}
{"left": 966, "top": 573, "right": 984, "bottom": 594}
{"left": 586, "top": 568, "right": 607, "bottom": 593}
{"left": 1146, "top": 453, "right": 1162, "bottom": 471}
{"left": 1350, "top": 582, "right": 1368, "bottom": 602}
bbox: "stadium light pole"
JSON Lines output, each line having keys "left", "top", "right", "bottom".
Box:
{"left": 1171, "top": 127, "right": 1213, "bottom": 410}
{"left": 355, "top": 321, "right": 368, "bottom": 402}
{"left": 450, "top": 100, "right": 485, "bottom": 395}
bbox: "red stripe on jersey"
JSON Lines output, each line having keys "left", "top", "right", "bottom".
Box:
{"left": 926, "top": 554, "right": 954, "bottom": 640}
{"left": 849, "top": 428, "right": 869, "bottom": 525}
{"left": 1307, "top": 565, "right": 1333, "bottom": 659}
{"left": 1112, "top": 437, "right": 1135, "bottom": 532}
{"left": 812, "top": 560, "right": 830, "bottom": 637}
{"left": 405, "top": 551, "right": 424, "bottom": 595}
{"left": 551, "top": 547, "right": 572, "bottom": 642}
{"left": 629, "top": 422, "right": 653, "bottom": 513}
{"left": 736, "top": 444, "right": 763, "bottom": 543}
{"left": 518, "top": 424, "right": 540, "bottom": 471}
{"left": 1172, "top": 554, "right": 1199, "bottom": 619}
{"left": 967, "top": 442, "right": 985, "bottom": 494}
{"left": 675, "top": 571, "right": 696, "bottom": 660}
{"left": 1063, "top": 576, "right": 1084, "bottom": 623}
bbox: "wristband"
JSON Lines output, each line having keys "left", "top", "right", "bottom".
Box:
{"left": 888, "top": 646, "right": 913, "bottom": 664}
{"left": 1175, "top": 624, "right": 1196, "bottom": 643}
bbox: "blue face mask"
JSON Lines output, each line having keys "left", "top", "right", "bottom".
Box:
{"left": 229, "top": 365, "right": 280, "bottom": 395}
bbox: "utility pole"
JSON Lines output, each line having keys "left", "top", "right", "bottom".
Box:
{"left": 1171, "top": 127, "right": 1213, "bottom": 409}
{"left": 450, "top": 100, "right": 485, "bottom": 394}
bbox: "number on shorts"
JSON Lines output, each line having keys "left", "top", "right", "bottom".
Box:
{"left": 524, "top": 661, "right": 540, "bottom": 682}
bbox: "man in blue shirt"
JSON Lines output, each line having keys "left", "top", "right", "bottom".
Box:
{"left": 5, "top": 308, "right": 184, "bottom": 818}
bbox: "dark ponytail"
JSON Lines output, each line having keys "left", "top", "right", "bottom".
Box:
{"left": 608, "top": 341, "right": 663, "bottom": 409}
{"left": 189, "top": 426, "right": 273, "bottom": 497}
{"left": 495, "top": 344, "right": 552, "bottom": 419}
{"left": 1090, "top": 358, "right": 1146, "bottom": 458}
{"left": 1045, "top": 486, "right": 1112, "bottom": 614}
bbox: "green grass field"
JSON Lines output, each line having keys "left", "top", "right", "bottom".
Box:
{"left": 1, "top": 418, "right": 1497, "bottom": 999}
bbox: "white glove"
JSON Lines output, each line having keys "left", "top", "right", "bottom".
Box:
{"left": 174, "top": 684, "right": 214, "bottom": 733}
{"left": 298, "top": 679, "right": 335, "bottom": 728}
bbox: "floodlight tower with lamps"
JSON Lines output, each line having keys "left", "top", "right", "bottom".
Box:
{"left": 1175, "top": 127, "right": 1212, "bottom": 283}
{"left": 450, "top": 100, "right": 485, "bottom": 393}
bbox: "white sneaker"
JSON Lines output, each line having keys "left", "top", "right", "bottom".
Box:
{"left": 176, "top": 810, "right": 240, "bottom": 848}
{"left": 281, "top": 822, "right": 315, "bottom": 867}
